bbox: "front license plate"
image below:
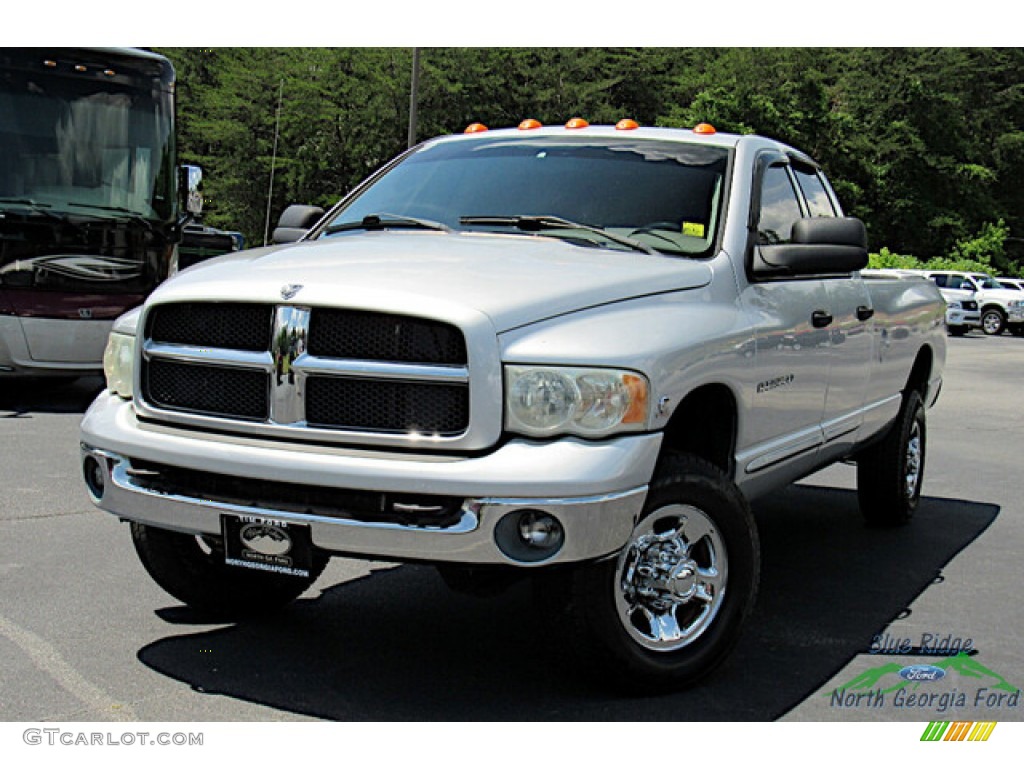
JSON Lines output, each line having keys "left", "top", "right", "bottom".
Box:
{"left": 221, "top": 515, "right": 313, "bottom": 578}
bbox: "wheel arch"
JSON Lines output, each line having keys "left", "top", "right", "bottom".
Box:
{"left": 659, "top": 383, "right": 738, "bottom": 479}
{"left": 905, "top": 344, "right": 933, "bottom": 398}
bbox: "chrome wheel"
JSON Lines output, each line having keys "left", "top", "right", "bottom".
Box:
{"left": 614, "top": 504, "right": 728, "bottom": 652}
{"left": 904, "top": 422, "right": 922, "bottom": 499}
{"left": 981, "top": 309, "right": 1004, "bottom": 335}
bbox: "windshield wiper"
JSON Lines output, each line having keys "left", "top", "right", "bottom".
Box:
{"left": 324, "top": 213, "right": 452, "bottom": 236}
{"left": 67, "top": 202, "right": 154, "bottom": 232}
{"left": 459, "top": 215, "right": 656, "bottom": 255}
{"left": 0, "top": 197, "right": 82, "bottom": 228}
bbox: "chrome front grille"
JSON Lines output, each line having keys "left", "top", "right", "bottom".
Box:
{"left": 139, "top": 302, "right": 470, "bottom": 439}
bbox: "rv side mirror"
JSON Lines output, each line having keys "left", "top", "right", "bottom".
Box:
{"left": 178, "top": 165, "right": 204, "bottom": 217}
{"left": 272, "top": 205, "right": 325, "bottom": 244}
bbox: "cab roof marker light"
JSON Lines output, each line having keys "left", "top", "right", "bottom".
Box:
{"left": 615, "top": 119, "right": 640, "bottom": 131}
{"left": 464, "top": 123, "right": 489, "bottom": 134}
{"left": 43, "top": 60, "right": 57, "bottom": 68}
{"left": 519, "top": 119, "right": 543, "bottom": 130}
{"left": 565, "top": 118, "right": 589, "bottom": 129}
{"left": 694, "top": 123, "right": 717, "bottom": 135}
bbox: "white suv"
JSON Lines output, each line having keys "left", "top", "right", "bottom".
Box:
{"left": 868, "top": 269, "right": 981, "bottom": 336}
{"left": 924, "top": 271, "right": 1024, "bottom": 336}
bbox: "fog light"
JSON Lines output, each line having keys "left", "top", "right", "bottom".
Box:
{"left": 495, "top": 510, "right": 564, "bottom": 563}
{"left": 83, "top": 455, "right": 106, "bottom": 502}
{"left": 519, "top": 511, "right": 563, "bottom": 548}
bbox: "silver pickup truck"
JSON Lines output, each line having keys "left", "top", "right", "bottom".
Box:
{"left": 80, "top": 122, "right": 946, "bottom": 690}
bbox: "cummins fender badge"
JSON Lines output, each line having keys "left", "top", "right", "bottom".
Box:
{"left": 280, "top": 283, "right": 304, "bottom": 300}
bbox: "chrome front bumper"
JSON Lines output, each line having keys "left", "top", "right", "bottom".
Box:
{"left": 80, "top": 392, "right": 659, "bottom": 566}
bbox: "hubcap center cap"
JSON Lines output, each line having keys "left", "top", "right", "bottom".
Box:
{"left": 667, "top": 559, "right": 698, "bottom": 600}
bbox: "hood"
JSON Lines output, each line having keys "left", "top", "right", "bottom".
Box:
{"left": 151, "top": 230, "right": 713, "bottom": 332}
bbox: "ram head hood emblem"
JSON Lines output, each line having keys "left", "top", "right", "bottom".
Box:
{"left": 280, "top": 284, "right": 304, "bottom": 300}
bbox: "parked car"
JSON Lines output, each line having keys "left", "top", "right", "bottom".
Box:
{"left": 867, "top": 269, "right": 979, "bottom": 336}
{"left": 919, "top": 271, "right": 1024, "bottom": 336}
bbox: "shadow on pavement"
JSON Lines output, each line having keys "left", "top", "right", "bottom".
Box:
{"left": 137, "top": 485, "right": 998, "bottom": 721}
{"left": 0, "top": 376, "right": 103, "bottom": 417}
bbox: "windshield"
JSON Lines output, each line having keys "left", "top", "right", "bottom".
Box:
{"left": 974, "top": 276, "right": 1005, "bottom": 290}
{"left": 320, "top": 135, "right": 729, "bottom": 257}
{"left": 0, "top": 50, "right": 175, "bottom": 221}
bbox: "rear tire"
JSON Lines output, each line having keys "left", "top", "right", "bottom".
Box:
{"left": 549, "top": 455, "right": 760, "bottom": 692}
{"left": 856, "top": 390, "right": 926, "bottom": 526}
{"left": 130, "top": 523, "right": 327, "bottom": 618}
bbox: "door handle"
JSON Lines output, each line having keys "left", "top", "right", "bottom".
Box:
{"left": 811, "top": 310, "right": 833, "bottom": 328}
{"left": 856, "top": 305, "right": 875, "bottom": 322}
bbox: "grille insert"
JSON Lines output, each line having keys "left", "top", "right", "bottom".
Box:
{"left": 144, "top": 359, "right": 268, "bottom": 420}
{"left": 147, "top": 303, "right": 273, "bottom": 352}
{"left": 305, "top": 376, "right": 469, "bottom": 435}
{"left": 308, "top": 309, "right": 466, "bottom": 364}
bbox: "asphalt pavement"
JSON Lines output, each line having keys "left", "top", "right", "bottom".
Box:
{"left": 1, "top": 333, "right": 1021, "bottom": 722}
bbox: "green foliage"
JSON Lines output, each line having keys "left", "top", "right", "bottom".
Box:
{"left": 868, "top": 248, "right": 924, "bottom": 270}
{"left": 154, "top": 47, "right": 1024, "bottom": 270}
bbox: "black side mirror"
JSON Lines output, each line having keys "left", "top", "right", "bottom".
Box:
{"left": 272, "top": 205, "right": 325, "bottom": 245}
{"left": 754, "top": 217, "right": 868, "bottom": 277}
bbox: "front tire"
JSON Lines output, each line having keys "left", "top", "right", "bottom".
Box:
{"left": 856, "top": 390, "right": 926, "bottom": 526}
{"left": 130, "top": 523, "right": 327, "bottom": 617}
{"left": 981, "top": 308, "right": 1006, "bottom": 335}
{"left": 554, "top": 455, "right": 760, "bottom": 691}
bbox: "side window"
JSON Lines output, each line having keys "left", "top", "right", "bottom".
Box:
{"left": 793, "top": 167, "right": 836, "bottom": 218}
{"left": 757, "top": 164, "right": 803, "bottom": 245}
{"left": 947, "top": 275, "right": 966, "bottom": 290}
{"left": 930, "top": 274, "right": 948, "bottom": 288}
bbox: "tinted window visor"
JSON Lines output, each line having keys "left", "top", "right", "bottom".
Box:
{"left": 320, "top": 137, "right": 729, "bottom": 257}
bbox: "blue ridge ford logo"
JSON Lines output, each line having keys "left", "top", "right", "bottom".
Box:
{"left": 899, "top": 665, "right": 947, "bottom": 682}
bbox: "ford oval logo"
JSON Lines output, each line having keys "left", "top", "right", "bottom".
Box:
{"left": 240, "top": 523, "right": 291, "bottom": 556}
{"left": 899, "top": 665, "right": 947, "bottom": 682}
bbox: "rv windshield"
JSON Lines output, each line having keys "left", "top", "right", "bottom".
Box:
{"left": 0, "top": 52, "right": 175, "bottom": 222}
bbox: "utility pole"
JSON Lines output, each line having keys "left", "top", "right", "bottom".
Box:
{"left": 407, "top": 48, "right": 420, "bottom": 149}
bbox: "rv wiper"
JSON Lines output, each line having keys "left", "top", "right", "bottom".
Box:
{"left": 459, "top": 215, "right": 656, "bottom": 255}
{"left": 67, "top": 202, "right": 154, "bottom": 232}
{"left": 324, "top": 213, "right": 452, "bottom": 235}
{"left": 0, "top": 196, "right": 53, "bottom": 208}
{"left": 0, "top": 197, "right": 75, "bottom": 227}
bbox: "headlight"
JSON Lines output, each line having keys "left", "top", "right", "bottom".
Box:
{"left": 505, "top": 365, "right": 649, "bottom": 437}
{"left": 1010, "top": 300, "right": 1024, "bottom": 309}
{"left": 102, "top": 331, "right": 136, "bottom": 399}
{"left": 946, "top": 301, "right": 962, "bottom": 310}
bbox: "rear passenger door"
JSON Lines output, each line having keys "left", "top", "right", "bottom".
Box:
{"left": 793, "top": 163, "right": 874, "bottom": 446}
